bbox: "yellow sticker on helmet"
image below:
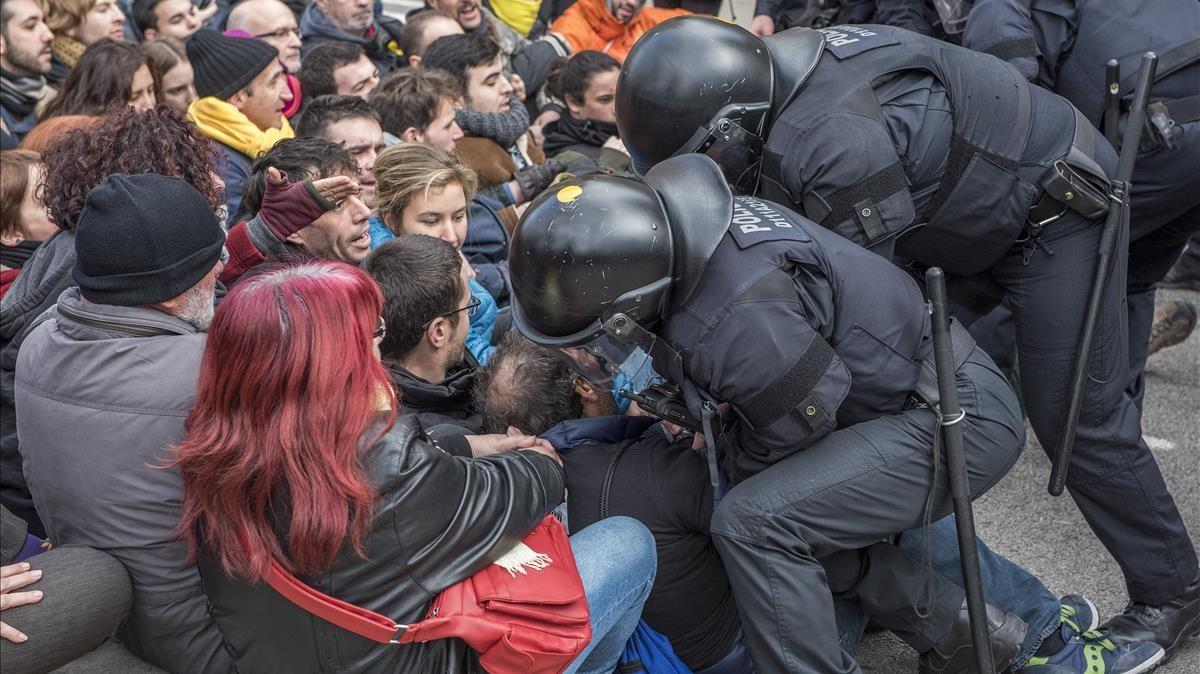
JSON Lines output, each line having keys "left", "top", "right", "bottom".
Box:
{"left": 556, "top": 185, "right": 583, "bottom": 203}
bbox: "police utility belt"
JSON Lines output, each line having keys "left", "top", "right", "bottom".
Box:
{"left": 1026, "top": 108, "right": 1112, "bottom": 233}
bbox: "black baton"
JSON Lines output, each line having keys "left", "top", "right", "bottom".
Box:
{"left": 926, "top": 267, "right": 994, "bottom": 674}
{"left": 1105, "top": 59, "right": 1121, "bottom": 149}
{"left": 1049, "top": 52, "right": 1158, "bottom": 497}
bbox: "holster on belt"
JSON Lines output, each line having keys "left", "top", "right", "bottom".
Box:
{"left": 1031, "top": 108, "right": 1112, "bottom": 224}
{"left": 912, "top": 318, "right": 976, "bottom": 408}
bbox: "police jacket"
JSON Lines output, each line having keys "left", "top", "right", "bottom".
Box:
{"left": 659, "top": 195, "right": 933, "bottom": 483}
{"left": 757, "top": 24, "right": 1080, "bottom": 274}
{"left": 963, "top": 0, "right": 1200, "bottom": 238}
{"left": 963, "top": 0, "right": 1200, "bottom": 128}
{"left": 200, "top": 414, "right": 565, "bottom": 673}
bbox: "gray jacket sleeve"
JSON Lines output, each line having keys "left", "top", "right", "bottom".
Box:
{"left": 689, "top": 294, "right": 852, "bottom": 484}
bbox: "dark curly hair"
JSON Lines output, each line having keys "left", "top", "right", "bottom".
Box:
{"left": 40, "top": 107, "right": 222, "bottom": 231}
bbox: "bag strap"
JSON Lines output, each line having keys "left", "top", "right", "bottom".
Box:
{"left": 599, "top": 444, "right": 631, "bottom": 520}
{"left": 264, "top": 560, "right": 405, "bottom": 644}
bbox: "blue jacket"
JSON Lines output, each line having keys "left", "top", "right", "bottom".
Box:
{"left": 463, "top": 195, "right": 512, "bottom": 306}
{"left": 215, "top": 142, "right": 253, "bottom": 228}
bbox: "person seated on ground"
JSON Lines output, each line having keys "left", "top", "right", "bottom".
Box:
{"left": 38, "top": 39, "right": 155, "bottom": 119}
{"left": 422, "top": 33, "right": 565, "bottom": 207}
{"left": 14, "top": 173, "right": 234, "bottom": 673}
{"left": 364, "top": 236, "right": 486, "bottom": 452}
{"left": 1, "top": 151, "right": 55, "bottom": 300}
{"left": 299, "top": 0, "right": 402, "bottom": 74}
{"left": 131, "top": 0, "right": 201, "bottom": 41}
{"left": 225, "top": 0, "right": 304, "bottom": 119}
{"left": 1, "top": 107, "right": 224, "bottom": 538}
{"left": 551, "top": 0, "right": 687, "bottom": 63}
{"left": 423, "top": 0, "right": 569, "bottom": 107}
{"left": 368, "top": 67, "right": 463, "bottom": 151}
{"left": 219, "top": 136, "right": 370, "bottom": 285}
{"left": 479, "top": 332, "right": 1168, "bottom": 674}
{"left": 371, "top": 144, "right": 504, "bottom": 360}
{"left": 397, "top": 9, "right": 462, "bottom": 69}
{"left": 1, "top": 506, "right": 139, "bottom": 672}
{"left": 541, "top": 51, "right": 631, "bottom": 176}
{"left": 295, "top": 94, "right": 383, "bottom": 208}
{"left": 140, "top": 36, "right": 195, "bottom": 114}
{"left": 1, "top": 0, "right": 56, "bottom": 145}
{"left": 298, "top": 41, "right": 377, "bottom": 102}
{"left": 185, "top": 28, "right": 293, "bottom": 224}
{"left": 172, "top": 259, "right": 654, "bottom": 673}
{"left": 43, "top": 0, "right": 125, "bottom": 85}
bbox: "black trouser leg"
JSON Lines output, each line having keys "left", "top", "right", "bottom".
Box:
{"left": 991, "top": 208, "right": 1198, "bottom": 605}
{"left": 711, "top": 351, "right": 1023, "bottom": 672}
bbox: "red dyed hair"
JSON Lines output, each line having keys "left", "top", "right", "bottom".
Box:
{"left": 173, "top": 261, "right": 397, "bottom": 581}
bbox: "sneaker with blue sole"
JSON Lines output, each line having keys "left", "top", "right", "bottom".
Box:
{"left": 1021, "top": 630, "right": 1164, "bottom": 674}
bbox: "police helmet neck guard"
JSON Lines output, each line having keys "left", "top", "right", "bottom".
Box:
{"left": 644, "top": 154, "right": 734, "bottom": 310}
{"left": 617, "top": 16, "right": 776, "bottom": 183}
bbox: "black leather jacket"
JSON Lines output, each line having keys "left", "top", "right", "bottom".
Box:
{"left": 200, "top": 414, "right": 565, "bottom": 673}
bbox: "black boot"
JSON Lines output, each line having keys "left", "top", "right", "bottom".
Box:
{"left": 1100, "top": 575, "right": 1200, "bottom": 660}
{"left": 918, "top": 600, "right": 1027, "bottom": 673}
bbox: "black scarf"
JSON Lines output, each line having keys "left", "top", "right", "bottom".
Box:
{"left": 1, "top": 240, "right": 42, "bottom": 271}
{"left": 0, "top": 66, "right": 46, "bottom": 119}
{"left": 542, "top": 116, "right": 619, "bottom": 156}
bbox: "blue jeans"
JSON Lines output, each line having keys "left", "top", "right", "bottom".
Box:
{"left": 565, "top": 516, "right": 657, "bottom": 674}
{"left": 898, "top": 516, "right": 1061, "bottom": 669}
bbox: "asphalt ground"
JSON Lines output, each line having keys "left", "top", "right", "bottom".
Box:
{"left": 857, "top": 286, "right": 1200, "bottom": 672}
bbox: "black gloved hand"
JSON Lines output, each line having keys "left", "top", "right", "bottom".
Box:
{"left": 513, "top": 159, "right": 567, "bottom": 201}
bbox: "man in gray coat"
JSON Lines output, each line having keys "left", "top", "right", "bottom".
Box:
{"left": 14, "top": 173, "right": 233, "bottom": 672}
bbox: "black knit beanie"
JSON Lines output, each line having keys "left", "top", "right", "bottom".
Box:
{"left": 73, "top": 174, "right": 226, "bottom": 306}
{"left": 187, "top": 29, "right": 278, "bottom": 100}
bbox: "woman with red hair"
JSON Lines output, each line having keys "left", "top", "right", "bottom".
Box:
{"left": 174, "top": 260, "right": 655, "bottom": 673}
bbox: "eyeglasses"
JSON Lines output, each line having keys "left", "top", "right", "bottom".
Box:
{"left": 421, "top": 295, "right": 482, "bottom": 330}
{"left": 255, "top": 27, "right": 301, "bottom": 40}
{"left": 374, "top": 316, "right": 387, "bottom": 340}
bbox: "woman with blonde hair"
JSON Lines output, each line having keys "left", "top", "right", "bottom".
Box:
{"left": 370, "top": 142, "right": 519, "bottom": 362}
{"left": 44, "top": 0, "right": 126, "bottom": 85}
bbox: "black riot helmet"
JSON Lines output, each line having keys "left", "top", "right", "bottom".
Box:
{"left": 509, "top": 175, "right": 674, "bottom": 347}
{"left": 510, "top": 154, "right": 733, "bottom": 383}
{"left": 617, "top": 16, "right": 774, "bottom": 191}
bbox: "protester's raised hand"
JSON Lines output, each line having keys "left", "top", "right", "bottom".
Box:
{"left": 1, "top": 562, "right": 44, "bottom": 643}
{"left": 258, "top": 166, "right": 359, "bottom": 240}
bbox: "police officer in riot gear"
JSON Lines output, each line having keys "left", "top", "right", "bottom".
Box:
{"left": 615, "top": 15, "right": 1198, "bottom": 660}
{"left": 961, "top": 0, "right": 1200, "bottom": 652}
{"left": 508, "top": 154, "right": 1165, "bottom": 673}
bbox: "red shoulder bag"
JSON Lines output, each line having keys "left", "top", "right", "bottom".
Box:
{"left": 265, "top": 515, "right": 591, "bottom": 674}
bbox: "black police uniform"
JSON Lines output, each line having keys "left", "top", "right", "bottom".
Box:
{"left": 963, "top": 0, "right": 1200, "bottom": 432}
{"left": 507, "top": 157, "right": 1029, "bottom": 673}
{"left": 961, "top": 0, "right": 1200, "bottom": 608}
{"left": 740, "top": 23, "right": 1196, "bottom": 613}
{"left": 644, "top": 174, "right": 1026, "bottom": 673}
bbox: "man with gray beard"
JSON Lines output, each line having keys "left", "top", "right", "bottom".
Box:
{"left": 12, "top": 174, "right": 233, "bottom": 672}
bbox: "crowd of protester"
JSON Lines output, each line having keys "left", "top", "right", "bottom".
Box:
{"left": 0, "top": 0, "right": 1196, "bottom": 672}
